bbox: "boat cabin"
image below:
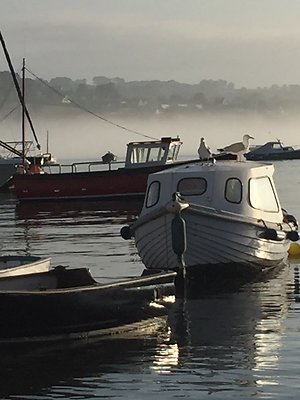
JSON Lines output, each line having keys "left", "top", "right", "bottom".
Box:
{"left": 142, "top": 161, "right": 284, "bottom": 224}
{"left": 125, "top": 136, "right": 182, "bottom": 168}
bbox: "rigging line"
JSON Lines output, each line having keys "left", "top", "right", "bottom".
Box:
{"left": 0, "top": 105, "right": 19, "bottom": 123}
{"left": 25, "top": 67, "right": 159, "bottom": 141}
{"left": 0, "top": 83, "right": 15, "bottom": 113}
{"left": 0, "top": 63, "right": 22, "bottom": 113}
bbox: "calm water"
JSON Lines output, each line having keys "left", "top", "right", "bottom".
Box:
{"left": 0, "top": 161, "right": 300, "bottom": 399}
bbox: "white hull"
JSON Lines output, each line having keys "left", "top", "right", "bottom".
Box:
{"left": 134, "top": 206, "right": 290, "bottom": 272}
{"left": 0, "top": 256, "right": 51, "bottom": 278}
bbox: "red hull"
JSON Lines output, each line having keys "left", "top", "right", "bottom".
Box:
{"left": 13, "top": 163, "right": 191, "bottom": 201}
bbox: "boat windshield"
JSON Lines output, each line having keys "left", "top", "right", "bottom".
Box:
{"left": 249, "top": 177, "right": 279, "bottom": 212}
{"left": 167, "top": 144, "right": 181, "bottom": 161}
{"left": 130, "top": 146, "right": 165, "bottom": 164}
{"left": 125, "top": 137, "right": 182, "bottom": 167}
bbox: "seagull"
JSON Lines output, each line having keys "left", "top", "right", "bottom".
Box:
{"left": 217, "top": 134, "right": 254, "bottom": 161}
{"left": 198, "top": 137, "right": 212, "bottom": 161}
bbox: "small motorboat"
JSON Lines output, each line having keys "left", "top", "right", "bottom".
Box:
{"left": 121, "top": 160, "right": 299, "bottom": 278}
{"left": 245, "top": 140, "right": 300, "bottom": 161}
{"left": 0, "top": 265, "right": 176, "bottom": 343}
{"left": 0, "top": 255, "right": 51, "bottom": 278}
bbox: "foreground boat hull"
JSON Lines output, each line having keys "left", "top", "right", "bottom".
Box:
{"left": 0, "top": 268, "right": 176, "bottom": 343}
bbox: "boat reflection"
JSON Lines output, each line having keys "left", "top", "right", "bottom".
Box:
{"left": 0, "top": 264, "right": 298, "bottom": 398}
{"left": 165, "top": 264, "right": 296, "bottom": 390}
{"left": 0, "top": 317, "right": 170, "bottom": 398}
{"left": 15, "top": 198, "right": 143, "bottom": 221}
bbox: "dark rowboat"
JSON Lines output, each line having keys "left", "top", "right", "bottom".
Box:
{"left": 0, "top": 265, "right": 176, "bottom": 343}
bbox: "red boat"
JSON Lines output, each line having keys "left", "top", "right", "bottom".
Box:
{"left": 13, "top": 136, "right": 197, "bottom": 202}
{"left": 1, "top": 34, "right": 195, "bottom": 203}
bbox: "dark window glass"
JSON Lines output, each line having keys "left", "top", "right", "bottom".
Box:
{"left": 225, "top": 178, "right": 242, "bottom": 203}
{"left": 146, "top": 181, "right": 160, "bottom": 208}
{"left": 177, "top": 178, "right": 207, "bottom": 196}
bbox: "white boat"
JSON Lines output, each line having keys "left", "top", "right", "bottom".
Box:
{"left": 121, "top": 161, "right": 299, "bottom": 276}
{"left": 0, "top": 255, "right": 51, "bottom": 278}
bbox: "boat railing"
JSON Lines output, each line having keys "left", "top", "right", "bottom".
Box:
{"left": 43, "top": 160, "right": 125, "bottom": 174}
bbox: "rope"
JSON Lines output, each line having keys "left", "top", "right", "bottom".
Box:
{"left": 25, "top": 67, "right": 159, "bottom": 141}
{"left": 0, "top": 105, "right": 19, "bottom": 122}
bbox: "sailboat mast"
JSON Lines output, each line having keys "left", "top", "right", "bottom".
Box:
{"left": 22, "top": 58, "right": 26, "bottom": 167}
{"left": 0, "top": 30, "right": 41, "bottom": 150}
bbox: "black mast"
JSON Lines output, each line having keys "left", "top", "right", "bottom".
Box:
{"left": 0, "top": 30, "right": 41, "bottom": 151}
{"left": 22, "top": 57, "right": 26, "bottom": 167}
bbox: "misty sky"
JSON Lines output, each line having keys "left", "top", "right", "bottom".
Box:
{"left": 1, "top": 0, "right": 300, "bottom": 88}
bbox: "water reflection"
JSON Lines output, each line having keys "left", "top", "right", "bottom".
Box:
{"left": 1, "top": 190, "right": 300, "bottom": 398}
{"left": 0, "top": 317, "right": 170, "bottom": 399}
{"left": 165, "top": 264, "right": 296, "bottom": 395}
{"left": 15, "top": 198, "right": 143, "bottom": 221}
{"left": 11, "top": 198, "right": 145, "bottom": 280}
{"left": 0, "top": 264, "right": 299, "bottom": 399}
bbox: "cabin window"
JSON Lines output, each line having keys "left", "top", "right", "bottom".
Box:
{"left": 177, "top": 178, "right": 207, "bottom": 196}
{"left": 131, "top": 147, "right": 147, "bottom": 164}
{"left": 167, "top": 145, "right": 177, "bottom": 161}
{"left": 146, "top": 181, "right": 160, "bottom": 208}
{"left": 174, "top": 144, "right": 181, "bottom": 160}
{"left": 249, "top": 177, "right": 279, "bottom": 212}
{"left": 225, "top": 178, "right": 242, "bottom": 203}
{"left": 272, "top": 143, "right": 282, "bottom": 150}
{"left": 148, "top": 147, "right": 165, "bottom": 162}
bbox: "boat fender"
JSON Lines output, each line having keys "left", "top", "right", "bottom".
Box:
{"left": 28, "top": 164, "right": 42, "bottom": 174}
{"left": 282, "top": 209, "right": 298, "bottom": 229}
{"left": 171, "top": 214, "right": 187, "bottom": 257}
{"left": 120, "top": 225, "right": 132, "bottom": 240}
{"left": 261, "top": 228, "right": 278, "bottom": 240}
{"left": 288, "top": 242, "right": 300, "bottom": 257}
{"left": 286, "top": 231, "right": 299, "bottom": 242}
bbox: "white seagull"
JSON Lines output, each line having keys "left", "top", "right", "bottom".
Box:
{"left": 218, "top": 134, "right": 254, "bottom": 161}
{"left": 198, "top": 137, "right": 212, "bottom": 161}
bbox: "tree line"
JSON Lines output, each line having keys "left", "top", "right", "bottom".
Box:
{"left": 1, "top": 70, "right": 300, "bottom": 116}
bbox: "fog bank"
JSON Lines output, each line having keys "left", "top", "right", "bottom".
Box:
{"left": 2, "top": 110, "right": 300, "bottom": 161}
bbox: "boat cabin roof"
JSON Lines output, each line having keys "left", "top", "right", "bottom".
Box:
{"left": 143, "top": 160, "right": 284, "bottom": 223}
{"left": 125, "top": 136, "right": 182, "bottom": 168}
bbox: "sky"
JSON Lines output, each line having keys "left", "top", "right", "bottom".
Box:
{"left": 2, "top": 0, "right": 300, "bottom": 88}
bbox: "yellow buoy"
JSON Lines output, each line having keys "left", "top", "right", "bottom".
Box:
{"left": 288, "top": 242, "right": 300, "bottom": 257}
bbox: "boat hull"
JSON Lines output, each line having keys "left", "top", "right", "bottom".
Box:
{"left": 134, "top": 207, "right": 291, "bottom": 274}
{"left": 0, "top": 256, "right": 51, "bottom": 278}
{"left": 0, "top": 268, "right": 176, "bottom": 343}
{"left": 13, "top": 160, "right": 198, "bottom": 202}
{"left": 246, "top": 149, "right": 300, "bottom": 161}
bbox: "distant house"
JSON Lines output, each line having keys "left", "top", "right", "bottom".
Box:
{"left": 62, "top": 96, "right": 71, "bottom": 104}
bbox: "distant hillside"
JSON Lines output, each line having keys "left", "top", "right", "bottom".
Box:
{"left": 1, "top": 70, "right": 300, "bottom": 118}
